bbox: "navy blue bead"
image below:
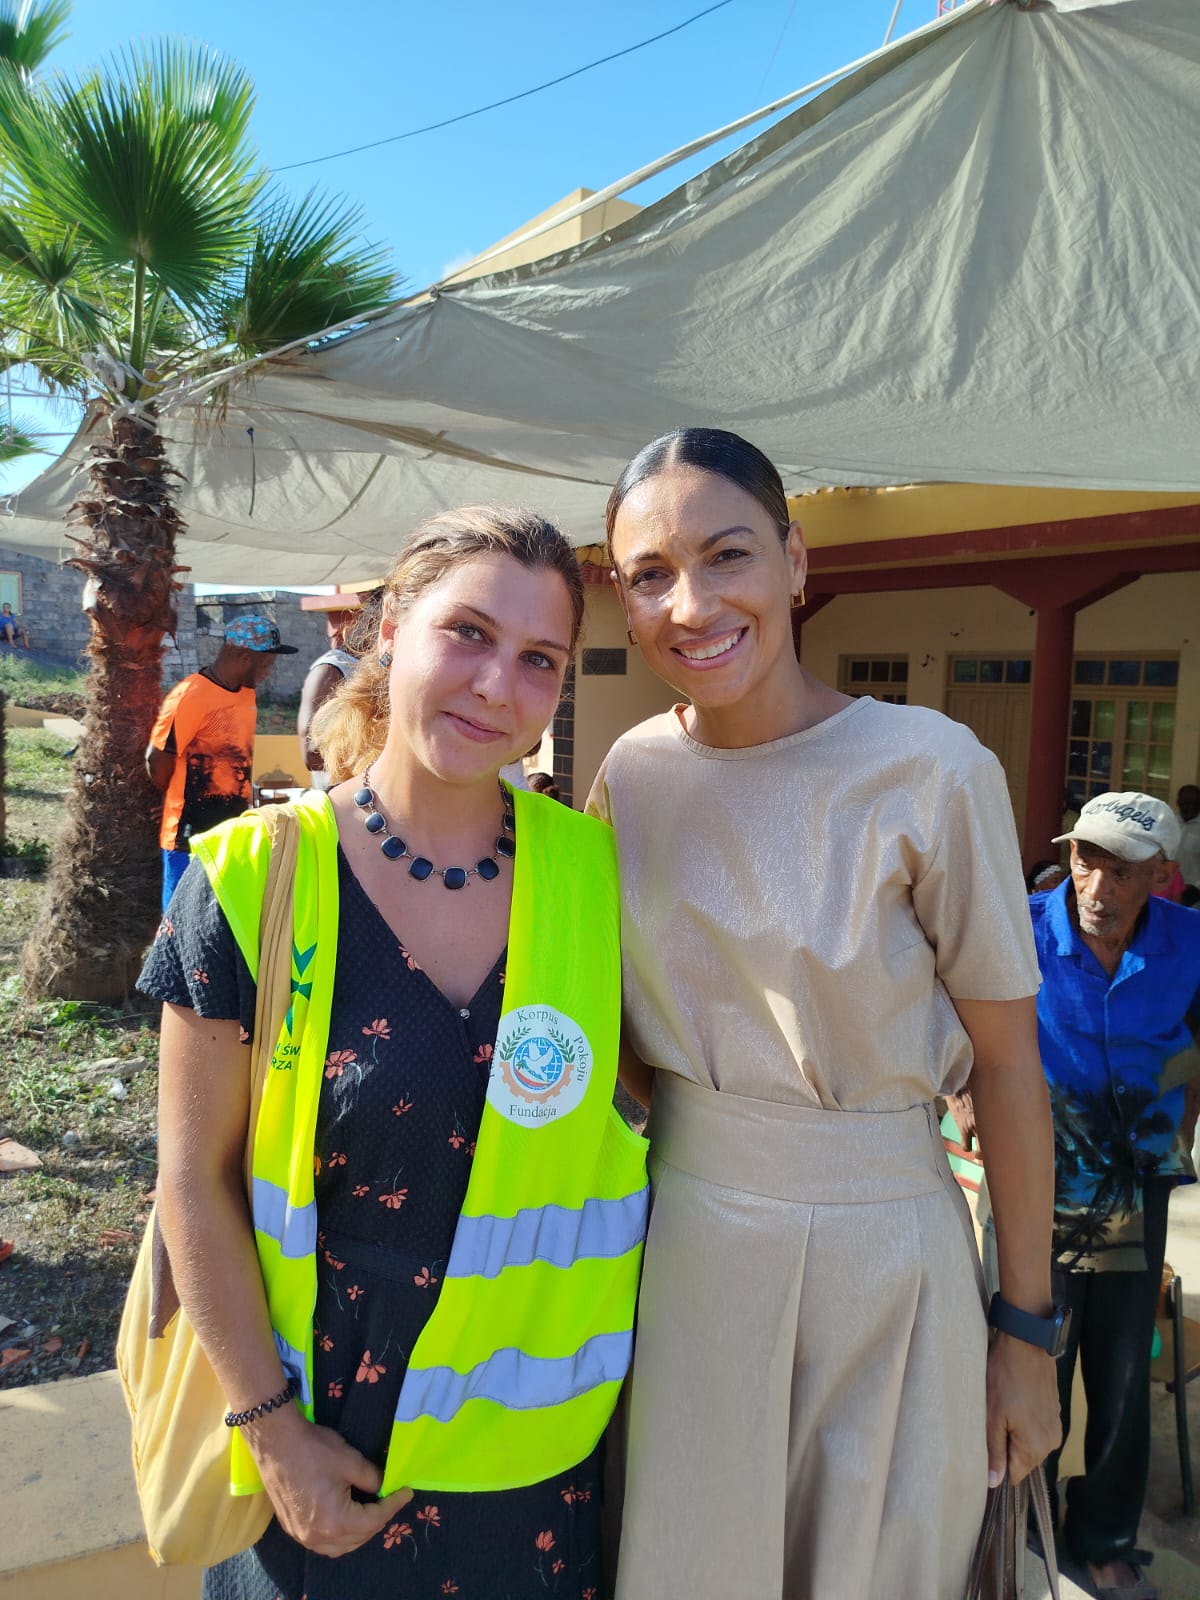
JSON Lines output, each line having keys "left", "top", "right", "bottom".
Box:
{"left": 495, "top": 835, "right": 516, "bottom": 858}
{"left": 364, "top": 811, "right": 386, "bottom": 834}
{"left": 443, "top": 866, "right": 468, "bottom": 891}
{"left": 353, "top": 788, "right": 373, "bottom": 808}
{"left": 380, "top": 835, "right": 406, "bottom": 859}
{"left": 409, "top": 857, "right": 435, "bottom": 881}
{"left": 476, "top": 857, "right": 500, "bottom": 881}
{"left": 503, "top": 812, "right": 516, "bottom": 833}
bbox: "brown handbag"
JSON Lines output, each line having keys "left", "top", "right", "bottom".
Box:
{"left": 966, "top": 1466, "right": 1060, "bottom": 1600}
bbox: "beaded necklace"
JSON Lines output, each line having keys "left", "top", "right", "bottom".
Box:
{"left": 353, "top": 769, "right": 516, "bottom": 890}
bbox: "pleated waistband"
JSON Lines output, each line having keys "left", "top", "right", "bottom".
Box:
{"left": 649, "top": 1072, "right": 951, "bottom": 1205}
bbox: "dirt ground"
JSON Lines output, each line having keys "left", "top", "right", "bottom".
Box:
{"left": 0, "top": 726, "right": 163, "bottom": 1388}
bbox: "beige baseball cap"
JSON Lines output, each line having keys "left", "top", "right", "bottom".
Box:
{"left": 1053, "top": 791, "right": 1181, "bottom": 862}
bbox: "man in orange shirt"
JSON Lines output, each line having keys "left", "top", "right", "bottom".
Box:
{"left": 146, "top": 614, "right": 297, "bottom": 909}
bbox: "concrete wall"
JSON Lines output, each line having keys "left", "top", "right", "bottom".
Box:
{"left": 0, "top": 1370, "right": 200, "bottom": 1600}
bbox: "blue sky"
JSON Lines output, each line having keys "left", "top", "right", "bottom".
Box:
{"left": 1, "top": 0, "right": 928, "bottom": 531}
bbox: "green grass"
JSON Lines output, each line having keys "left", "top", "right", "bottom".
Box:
{"left": 0, "top": 653, "right": 85, "bottom": 699}
{"left": 3, "top": 727, "right": 73, "bottom": 855}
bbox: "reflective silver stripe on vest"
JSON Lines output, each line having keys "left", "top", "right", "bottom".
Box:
{"left": 273, "top": 1329, "right": 312, "bottom": 1407}
{"left": 253, "top": 1176, "right": 318, "bottom": 1259}
{"left": 394, "top": 1329, "right": 632, "bottom": 1425}
{"left": 446, "top": 1186, "right": 648, "bottom": 1280}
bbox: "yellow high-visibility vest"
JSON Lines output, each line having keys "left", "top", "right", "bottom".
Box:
{"left": 191, "top": 787, "right": 648, "bottom": 1495}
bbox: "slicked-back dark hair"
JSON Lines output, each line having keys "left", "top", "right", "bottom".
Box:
{"left": 605, "top": 427, "right": 791, "bottom": 545}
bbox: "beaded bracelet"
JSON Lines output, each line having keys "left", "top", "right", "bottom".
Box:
{"left": 224, "top": 1374, "right": 300, "bottom": 1429}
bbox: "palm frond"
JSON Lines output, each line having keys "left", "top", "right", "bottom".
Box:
{"left": 0, "top": 213, "right": 114, "bottom": 388}
{"left": 0, "top": 404, "right": 41, "bottom": 461}
{"left": 0, "top": 0, "right": 69, "bottom": 82}
{"left": 212, "top": 187, "right": 398, "bottom": 356}
{"left": 0, "top": 39, "right": 263, "bottom": 309}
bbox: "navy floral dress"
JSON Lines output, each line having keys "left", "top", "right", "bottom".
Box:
{"left": 138, "top": 848, "right": 605, "bottom": 1600}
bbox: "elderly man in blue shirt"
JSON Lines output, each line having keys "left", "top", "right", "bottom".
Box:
{"left": 1034, "top": 791, "right": 1200, "bottom": 1600}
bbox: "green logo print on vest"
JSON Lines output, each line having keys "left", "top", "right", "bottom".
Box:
{"left": 192, "top": 786, "right": 648, "bottom": 1499}
{"left": 283, "top": 941, "right": 316, "bottom": 1040}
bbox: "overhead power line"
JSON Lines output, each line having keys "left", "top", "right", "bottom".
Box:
{"left": 273, "top": 0, "right": 735, "bottom": 172}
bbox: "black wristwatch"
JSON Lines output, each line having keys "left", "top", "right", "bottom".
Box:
{"left": 987, "top": 1292, "right": 1072, "bottom": 1358}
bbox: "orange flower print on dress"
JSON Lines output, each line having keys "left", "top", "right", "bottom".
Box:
{"left": 534, "top": 1530, "right": 555, "bottom": 1553}
{"left": 352, "top": 1183, "right": 370, "bottom": 1198}
{"left": 399, "top": 946, "right": 422, "bottom": 972}
{"left": 356, "top": 1349, "right": 386, "bottom": 1383}
{"left": 318, "top": 1333, "right": 333, "bottom": 1352}
{"left": 327, "top": 1378, "right": 343, "bottom": 1399}
{"left": 383, "top": 1520, "right": 413, "bottom": 1551}
{"left": 328, "top": 1151, "right": 347, "bottom": 1167}
{"left": 346, "top": 1283, "right": 364, "bottom": 1302}
{"left": 440, "top": 1584, "right": 458, "bottom": 1596}
{"left": 193, "top": 967, "right": 209, "bottom": 984}
{"left": 473, "top": 1042, "right": 493, "bottom": 1065}
{"left": 379, "top": 1188, "right": 408, "bottom": 1210}
{"left": 363, "top": 1017, "right": 391, "bottom": 1039}
{"left": 413, "top": 1265, "right": 439, "bottom": 1288}
{"left": 324, "top": 1049, "right": 356, "bottom": 1079}
{"left": 156, "top": 916, "right": 175, "bottom": 940}
{"left": 417, "top": 1504, "right": 441, "bottom": 1527}
{"left": 448, "top": 1127, "right": 466, "bottom": 1150}
{"left": 583, "top": 1589, "right": 598, "bottom": 1599}
{"left": 392, "top": 1097, "right": 414, "bottom": 1117}
{"left": 552, "top": 1558, "right": 565, "bottom": 1575}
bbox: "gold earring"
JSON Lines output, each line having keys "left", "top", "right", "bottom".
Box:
{"left": 790, "top": 587, "right": 806, "bottom": 610}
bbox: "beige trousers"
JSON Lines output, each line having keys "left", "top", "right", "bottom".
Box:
{"left": 616, "top": 1076, "right": 989, "bottom": 1600}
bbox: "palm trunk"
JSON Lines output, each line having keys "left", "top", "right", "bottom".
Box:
{"left": 21, "top": 403, "right": 183, "bottom": 1001}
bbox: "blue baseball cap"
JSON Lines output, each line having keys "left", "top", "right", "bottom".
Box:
{"left": 224, "top": 613, "right": 298, "bottom": 654}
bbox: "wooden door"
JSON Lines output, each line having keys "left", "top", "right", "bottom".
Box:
{"left": 944, "top": 687, "right": 1032, "bottom": 846}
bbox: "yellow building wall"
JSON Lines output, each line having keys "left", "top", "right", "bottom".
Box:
{"left": 799, "top": 585, "right": 1034, "bottom": 713}
{"left": 442, "top": 188, "right": 641, "bottom": 284}
{"left": 799, "top": 573, "right": 1200, "bottom": 791}
{"left": 571, "top": 584, "right": 677, "bottom": 804}
{"left": 566, "top": 573, "right": 1200, "bottom": 806}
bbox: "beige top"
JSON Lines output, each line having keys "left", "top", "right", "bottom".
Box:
{"left": 588, "top": 697, "right": 1040, "bottom": 1112}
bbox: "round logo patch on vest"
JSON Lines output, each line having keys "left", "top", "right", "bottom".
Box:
{"left": 487, "top": 1005, "right": 592, "bottom": 1126}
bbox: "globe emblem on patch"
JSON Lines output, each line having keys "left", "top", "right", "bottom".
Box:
{"left": 490, "top": 1005, "right": 590, "bottom": 1122}
{"left": 510, "top": 1034, "right": 566, "bottom": 1095}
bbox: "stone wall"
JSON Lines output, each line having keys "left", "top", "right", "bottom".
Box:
{"left": 194, "top": 591, "right": 328, "bottom": 701}
{"left": 0, "top": 542, "right": 92, "bottom": 664}
{"left": 0, "top": 546, "right": 339, "bottom": 697}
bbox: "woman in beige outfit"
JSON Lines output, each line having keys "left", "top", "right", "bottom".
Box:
{"left": 589, "top": 429, "right": 1062, "bottom": 1599}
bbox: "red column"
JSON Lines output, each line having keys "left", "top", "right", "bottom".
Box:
{"left": 1022, "top": 605, "right": 1075, "bottom": 866}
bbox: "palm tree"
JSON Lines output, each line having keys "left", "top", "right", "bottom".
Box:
{"left": 0, "top": 0, "right": 69, "bottom": 85}
{"left": 0, "top": 41, "right": 396, "bottom": 999}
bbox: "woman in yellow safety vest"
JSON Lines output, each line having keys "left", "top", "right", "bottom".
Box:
{"left": 139, "top": 506, "right": 648, "bottom": 1600}
{"left": 589, "top": 429, "right": 1063, "bottom": 1600}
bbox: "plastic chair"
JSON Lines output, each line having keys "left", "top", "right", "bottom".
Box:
{"left": 1150, "top": 1264, "right": 1200, "bottom": 1514}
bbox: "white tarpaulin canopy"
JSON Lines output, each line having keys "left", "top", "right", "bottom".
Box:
{"left": 5, "top": 0, "right": 1199, "bottom": 584}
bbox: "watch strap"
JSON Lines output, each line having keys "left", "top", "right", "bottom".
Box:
{"left": 987, "top": 1292, "right": 1070, "bottom": 1357}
